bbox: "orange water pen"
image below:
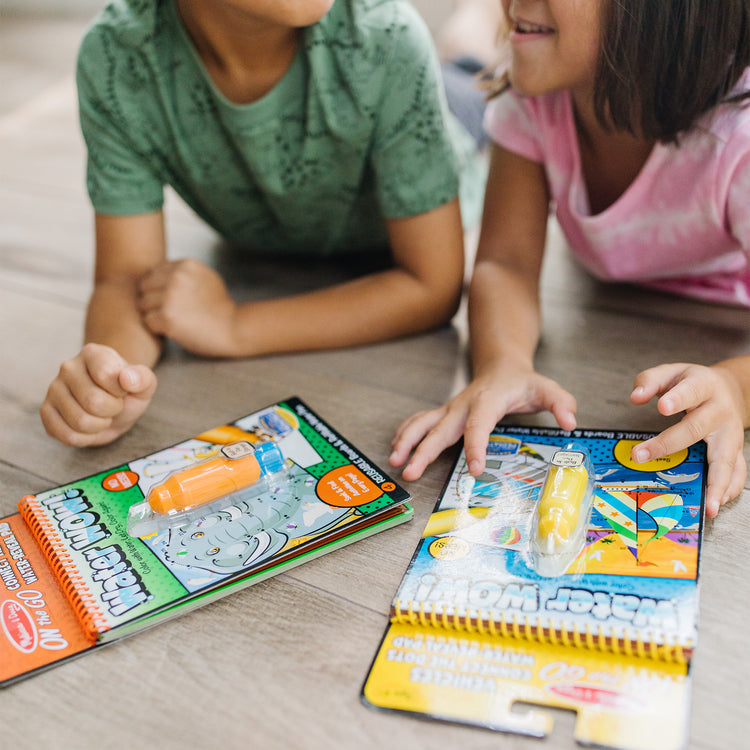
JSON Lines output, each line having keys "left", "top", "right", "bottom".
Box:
{"left": 147, "top": 441, "right": 285, "bottom": 515}
{"left": 194, "top": 425, "right": 261, "bottom": 445}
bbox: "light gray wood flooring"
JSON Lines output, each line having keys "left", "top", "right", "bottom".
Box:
{"left": 1, "top": 7, "right": 748, "bottom": 750}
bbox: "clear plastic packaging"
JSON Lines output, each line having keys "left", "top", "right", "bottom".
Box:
{"left": 126, "top": 440, "right": 287, "bottom": 538}
{"left": 530, "top": 442, "right": 595, "bottom": 577}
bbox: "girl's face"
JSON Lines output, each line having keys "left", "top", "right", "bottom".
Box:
{"left": 501, "top": 0, "right": 603, "bottom": 100}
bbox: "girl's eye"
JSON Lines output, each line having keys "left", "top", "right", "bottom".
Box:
{"left": 191, "top": 531, "right": 205, "bottom": 539}
{"left": 208, "top": 547, "right": 220, "bottom": 555}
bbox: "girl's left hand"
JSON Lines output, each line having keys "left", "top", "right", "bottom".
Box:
{"left": 629, "top": 362, "right": 747, "bottom": 518}
{"left": 137, "top": 259, "right": 238, "bottom": 357}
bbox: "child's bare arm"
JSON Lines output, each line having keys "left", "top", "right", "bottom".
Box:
{"left": 87, "top": 211, "right": 167, "bottom": 365}
{"left": 630, "top": 357, "right": 750, "bottom": 517}
{"left": 40, "top": 212, "right": 165, "bottom": 446}
{"left": 390, "top": 146, "right": 577, "bottom": 480}
{"left": 137, "top": 198, "right": 466, "bottom": 357}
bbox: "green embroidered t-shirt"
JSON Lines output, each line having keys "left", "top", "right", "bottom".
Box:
{"left": 77, "top": 0, "right": 482, "bottom": 256}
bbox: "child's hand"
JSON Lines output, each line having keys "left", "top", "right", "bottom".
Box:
{"left": 630, "top": 362, "right": 747, "bottom": 518}
{"left": 390, "top": 367, "right": 577, "bottom": 481}
{"left": 138, "top": 259, "right": 238, "bottom": 357}
{"left": 40, "top": 343, "right": 157, "bottom": 446}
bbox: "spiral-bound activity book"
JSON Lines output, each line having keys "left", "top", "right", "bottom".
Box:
{"left": 362, "top": 425, "right": 706, "bottom": 750}
{"left": 0, "top": 396, "right": 412, "bottom": 686}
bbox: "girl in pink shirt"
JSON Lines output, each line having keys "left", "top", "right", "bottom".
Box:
{"left": 390, "top": 0, "right": 750, "bottom": 518}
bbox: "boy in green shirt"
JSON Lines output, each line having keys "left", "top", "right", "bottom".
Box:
{"left": 41, "top": 0, "right": 485, "bottom": 446}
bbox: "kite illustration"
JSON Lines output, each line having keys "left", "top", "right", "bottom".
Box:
{"left": 594, "top": 485, "right": 684, "bottom": 562}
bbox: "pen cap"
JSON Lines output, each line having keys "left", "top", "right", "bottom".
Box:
{"left": 254, "top": 441, "right": 285, "bottom": 475}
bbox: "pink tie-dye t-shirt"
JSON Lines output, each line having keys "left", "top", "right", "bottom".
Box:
{"left": 483, "top": 80, "right": 750, "bottom": 306}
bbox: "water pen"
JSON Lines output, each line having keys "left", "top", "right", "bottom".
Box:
{"left": 127, "top": 441, "right": 286, "bottom": 537}
{"left": 531, "top": 443, "right": 595, "bottom": 577}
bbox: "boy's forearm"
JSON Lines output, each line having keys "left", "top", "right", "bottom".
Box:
{"left": 227, "top": 265, "right": 460, "bottom": 356}
{"left": 85, "top": 279, "right": 163, "bottom": 367}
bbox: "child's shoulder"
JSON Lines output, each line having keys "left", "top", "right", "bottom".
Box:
{"left": 315, "top": 0, "right": 432, "bottom": 50}
{"left": 355, "top": 0, "right": 430, "bottom": 26}
{"left": 485, "top": 87, "right": 571, "bottom": 136}
{"left": 325, "top": 0, "right": 425, "bottom": 24}
{"left": 78, "top": 0, "right": 160, "bottom": 56}
{"left": 303, "top": 0, "right": 438, "bottom": 98}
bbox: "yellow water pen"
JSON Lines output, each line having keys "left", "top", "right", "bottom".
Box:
{"left": 531, "top": 443, "right": 595, "bottom": 577}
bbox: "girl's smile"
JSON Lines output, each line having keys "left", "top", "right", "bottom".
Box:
{"left": 511, "top": 19, "right": 554, "bottom": 38}
{"left": 502, "top": 0, "right": 602, "bottom": 101}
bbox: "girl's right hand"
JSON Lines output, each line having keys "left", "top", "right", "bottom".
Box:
{"left": 389, "top": 368, "right": 577, "bottom": 481}
{"left": 40, "top": 343, "right": 157, "bottom": 447}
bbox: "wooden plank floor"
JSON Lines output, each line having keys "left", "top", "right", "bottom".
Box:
{"left": 1, "top": 8, "right": 749, "bottom": 750}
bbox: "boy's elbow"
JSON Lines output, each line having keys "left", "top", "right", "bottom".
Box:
{"left": 422, "top": 274, "right": 464, "bottom": 329}
{"left": 442, "top": 281, "right": 464, "bottom": 322}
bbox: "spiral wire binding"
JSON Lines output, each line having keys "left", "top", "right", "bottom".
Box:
{"left": 391, "top": 598, "right": 689, "bottom": 663}
{"left": 19, "top": 495, "right": 110, "bottom": 642}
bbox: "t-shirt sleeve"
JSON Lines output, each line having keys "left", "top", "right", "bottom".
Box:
{"left": 369, "top": 3, "right": 461, "bottom": 218}
{"left": 77, "top": 31, "right": 165, "bottom": 215}
{"left": 483, "top": 88, "right": 545, "bottom": 163}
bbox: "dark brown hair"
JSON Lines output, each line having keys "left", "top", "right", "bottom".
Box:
{"left": 488, "top": 1, "right": 750, "bottom": 143}
{"left": 597, "top": 0, "right": 750, "bottom": 141}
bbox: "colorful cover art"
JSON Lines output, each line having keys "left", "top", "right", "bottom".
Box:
{"left": 397, "top": 427, "right": 703, "bottom": 653}
{"left": 362, "top": 425, "right": 706, "bottom": 750}
{"left": 1, "top": 397, "right": 411, "bottom": 685}
{"left": 0, "top": 514, "right": 96, "bottom": 676}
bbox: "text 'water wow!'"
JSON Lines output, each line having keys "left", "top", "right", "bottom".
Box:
{"left": 530, "top": 442, "right": 595, "bottom": 577}
{"left": 126, "top": 441, "right": 286, "bottom": 538}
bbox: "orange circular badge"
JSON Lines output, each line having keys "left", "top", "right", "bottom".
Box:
{"left": 102, "top": 470, "right": 139, "bottom": 492}
{"left": 316, "top": 465, "right": 383, "bottom": 507}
